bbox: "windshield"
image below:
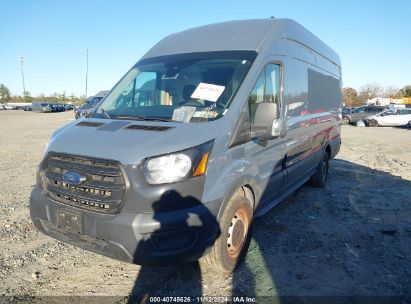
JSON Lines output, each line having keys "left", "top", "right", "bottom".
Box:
{"left": 94, "top": 51, "right": 256, "bottom": 122}
{"left": 83, "top": 97, "right": 102, "bottom": 109}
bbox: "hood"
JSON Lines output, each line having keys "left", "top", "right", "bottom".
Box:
{"left": 46, "top": 118, "right": 223, "bottom": 165}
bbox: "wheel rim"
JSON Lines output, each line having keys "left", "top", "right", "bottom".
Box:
{"left": 342, "top": 117, "right": 349, "bottom": 125}
{"left": 227, "top": 207, "right": 250, "bottom": 260}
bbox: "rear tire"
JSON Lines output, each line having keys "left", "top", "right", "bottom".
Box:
{"left": 342, "top": 116, "right": 350, "bottom": 125}
{"left": 408, "top": 121, "right": 411, "bottom": 128}
{"left": 368, "top": 119, "right": 378, "bottom": 127}
{"left": 309, "top": 151, "right": 329, "bottom": 187}
{"left": 202, "top": 191, "right": 253, "bottom": 273}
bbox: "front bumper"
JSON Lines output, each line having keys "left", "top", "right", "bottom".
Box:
{"left": 30, "top": 186, "right": 221, "bottom": 265}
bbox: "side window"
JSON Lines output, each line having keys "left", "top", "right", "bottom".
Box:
{"left": 355, "top": 107, "right": 365, "bottom": 113}
{"left": 265, "top": 64, "right": 280, "bottom": 103}
{"left": 248, "top": 64, "right": 280, "bottom": 122}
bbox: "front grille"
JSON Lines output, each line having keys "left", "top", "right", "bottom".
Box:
{"left": 43, "top": 153, "right": 126, "bottom": 214}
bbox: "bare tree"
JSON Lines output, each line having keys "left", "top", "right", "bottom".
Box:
{"left": 383, "top": 86, "right": 402, "bottom": 99}
{"left": 357, "top": 83, "right": 383, "bottom": 103}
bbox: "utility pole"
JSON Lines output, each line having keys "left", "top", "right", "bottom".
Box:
{"left": 85, "top": 49, "right": 88, "bottom": 97}
{"left": 19, "top": 56, "right": 26, "bottom": 95}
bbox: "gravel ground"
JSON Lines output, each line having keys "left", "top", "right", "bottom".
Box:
{"left": 0, "top": 110, "right": 410, "bottom": 303}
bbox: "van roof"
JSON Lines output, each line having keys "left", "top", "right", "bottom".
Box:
{"left": 141, "top": 18, "right": 340, "bottom": 67}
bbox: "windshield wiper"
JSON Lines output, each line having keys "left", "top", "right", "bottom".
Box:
{"left": 100, "top": 109, "right": 111, "bottom": 119}
{"left": 116, "top": 115, "right": 179, "bottom": 122}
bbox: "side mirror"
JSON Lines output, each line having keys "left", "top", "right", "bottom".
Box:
{"left": 251, "top": 102, "right": 282, "bottom": 140}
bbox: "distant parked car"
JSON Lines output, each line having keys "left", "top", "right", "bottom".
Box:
{"left": 32, "top": 102, "right": 52, "bottom": 113}
{"left": 365, "top": 108, "right": 411, "bottom": 127}
{"left": 50, "top": 103, "right": 65, "bottom": 112}
{"left": 74, "top": 91, "right": 108, "bottom": 119}
{"left": 23, "top": 105, "right": 32, "bottom": 111}
{"left": 342, "top": 107, "right": 354, "bottom": 115}
{"left": 64, "top": 104, "right": 74, "bottom": 111}
{"left": 3, "top": 104, "right": 13, "bottom": 110}
{"left": 0, "top": 104, "right": 5, "bottom": 110}
{"left": 342, "top": 105, "right": 387, "bottom": 125}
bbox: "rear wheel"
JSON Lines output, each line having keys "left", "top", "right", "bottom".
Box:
{"left": 368, "top": 119, "right": 378, "bottom": 127}
{"left": 408, "top": 121, "right": 411, "bottom": 128}
{"left": 202, "top": 191, "right": 253, "bottom": 273}
{"left": 342, "top": 116, "right": 350, "bottom": 125}
{"left": 310, "top": 151, "right": 329, "bottom": 187}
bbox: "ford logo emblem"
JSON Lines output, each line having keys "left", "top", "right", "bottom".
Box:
{"left": 63, "top": 171, "right": 86, "bottom": 185}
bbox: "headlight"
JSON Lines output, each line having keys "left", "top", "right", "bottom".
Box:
{"left": 143, "top": 140, "right": 214, "bottom": 184}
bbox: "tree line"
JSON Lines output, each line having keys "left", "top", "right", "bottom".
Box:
{"left": 342, "top": 84, "right": 411, "bottom": 107}
{"left": 2, "top": 82, "right": 411, "bottom": 108}
{"left": 0, "top": 83, "right": 86, "bottom": 104}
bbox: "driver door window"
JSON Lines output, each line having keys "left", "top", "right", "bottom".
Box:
{"left": 248, "top": 64, "right": 280, "bottom": 122}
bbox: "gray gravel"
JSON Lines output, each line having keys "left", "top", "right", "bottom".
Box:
{"left": 0, "top": 111, "right": 410, "bottom": 302}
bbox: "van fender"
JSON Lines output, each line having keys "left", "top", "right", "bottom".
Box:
{"left": 214, "top": 175, "right": 259, "bottom": 223}
{"left": 322, "top": 124, "right": 341, "bottom": 159}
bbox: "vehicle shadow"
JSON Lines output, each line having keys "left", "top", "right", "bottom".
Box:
{"left": 127, "top": 191, "right": 220, "bottom": 303}
{"left": 127, "top": 160, "right": 411, "bottom": 302}
{"left": 395, "top": 126, "right": 411, "bottom": 130}
{"left": 232, "top": 159, "right": 411, "bottom": 301}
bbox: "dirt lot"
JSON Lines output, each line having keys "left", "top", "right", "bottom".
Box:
{"left": 0, "top": 110, "right": 410, "bottom": 303}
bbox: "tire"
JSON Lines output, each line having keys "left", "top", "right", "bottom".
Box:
{"left": 309, "top": 151, "right": 329, "bottom": 187}
{"left": 342, "top": 116, "right": 350, "bottom": 125}
{"left": 368, "top": 119, "right": 378, "bottom": 127}
{"left": 202, "top": 191, "right": 253, "bottom": 273}
{"left": 408, "top": 121, "right": 411, "bottom": 128}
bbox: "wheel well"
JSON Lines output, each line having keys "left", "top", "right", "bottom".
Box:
{"left": 325, "top": 145, "right": 331, "bottom": 158}
{"left": 239, "top": 185, "right": 255, "bottom": 209}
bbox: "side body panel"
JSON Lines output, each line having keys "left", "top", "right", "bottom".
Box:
{"left": 378, "top": 113, "right": 411, "bottom": 126}
{"left": 282, "top": 39, "right": 341, "bottom": 192}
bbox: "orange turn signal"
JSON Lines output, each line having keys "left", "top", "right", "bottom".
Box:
{"left": 193, "top": 152, "right": 210, "bottom": 177}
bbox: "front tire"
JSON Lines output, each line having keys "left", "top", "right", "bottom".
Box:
{"left": 368, "top": 119, "right": 378, "bottom": 127}
{"left": 342, "top": 116, "right": 350, "bottom": 125}
{"left": 203, "top": 191, "right": 253, "bottom": 273}
{"left": 310, "top": 151, "right": 329, "bottom": 187}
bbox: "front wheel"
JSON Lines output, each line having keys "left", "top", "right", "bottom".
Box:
{"left": 342, "top": 116, "right": 350, "bottom": 125}
{"left": 309, "top": 151, "right": 329, "bottom": 187}
{"left": 368, "top": 119, "right": 378, "bottom": 127}
{"left": 202, "top": 191, "right": 253, "bottom": 273}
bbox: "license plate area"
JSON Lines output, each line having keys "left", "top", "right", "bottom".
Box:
{"left": 57, "top": 210, "right": 83, "bottom": 234}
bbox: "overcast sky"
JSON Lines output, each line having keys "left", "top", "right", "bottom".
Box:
{"left": 1, "top": 0, "right": 410, "bottom": 96}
